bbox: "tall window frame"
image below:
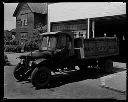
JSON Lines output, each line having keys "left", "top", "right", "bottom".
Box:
{"left": 21, "top": 14, "right": 28, "bottom": 26}
{"left": 20, "top": 32, "right": 27, "bottom": 40}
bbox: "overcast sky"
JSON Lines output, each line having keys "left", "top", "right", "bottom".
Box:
{"left": 4, "top": 3, "right": 18, "bottom": 30}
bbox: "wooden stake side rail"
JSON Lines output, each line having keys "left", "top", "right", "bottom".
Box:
{"left": 74, "top": 37, "right": 119, "bottom": 59}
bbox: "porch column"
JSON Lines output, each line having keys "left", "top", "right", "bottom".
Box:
{"left": 87, "top": 18, "right": 90, "bottom": 39}
{"left": 92, "top": 20, "right": 95, "bottom": 38}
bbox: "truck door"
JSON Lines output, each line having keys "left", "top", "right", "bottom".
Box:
{"left": 53, "top": 35, "right": 71, "bottom": 65}
{"left": 74, "top": 38, "right": 85, "bottom": 59}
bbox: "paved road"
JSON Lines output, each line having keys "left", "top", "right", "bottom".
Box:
{"left": 4, "top": 52, "right": 126, "bottom": 100}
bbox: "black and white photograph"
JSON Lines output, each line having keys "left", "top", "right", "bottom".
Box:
{"left": 4, "top": 2, "right": 126, "bottom": 100}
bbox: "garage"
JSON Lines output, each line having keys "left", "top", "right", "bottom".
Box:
{"left": 48, "top": 2, "right": 126, "bottom": 61}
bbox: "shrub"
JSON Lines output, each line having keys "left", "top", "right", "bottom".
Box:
{"left": 4, "top": 45, "right": 22, "bottom": 52}
{"left": 4, "top": 45, "right": 16, "bottom": 52}
{"left": 24, "top": 41, "right": 39, "bottom": 52}
{"left": 15, "top": 46, "right": 22, "bottom": 53}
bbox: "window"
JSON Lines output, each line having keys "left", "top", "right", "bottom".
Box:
{"left": 21, "top": 33, "right": 27, "bottom": 39}
{"left": 73, "top": 30, "right": 87, "bottom": 38}
{"left": 21, "top": 14, "right": 27, "bottom": 26}
{"left": 16, "top": 19, "right": 22, "bottom": 26}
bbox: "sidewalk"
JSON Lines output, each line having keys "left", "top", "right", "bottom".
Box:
{"left": 113, "top": 62, "right": 126, "bottom": 69}
{"left": 100, "top": 71, "right": 126, "bottom": 94}
{"left": 100, "top": 62, "right": 126, "bottom": 94}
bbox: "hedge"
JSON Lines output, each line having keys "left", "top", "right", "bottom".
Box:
{"left": 4, "top": 45, "right": 22, "bottom": 52}
{"left": 4, "top": 41, "right": 39, "bottom": 52}
{"left": 24, "top": 42, "right": 39, "bottom": 52}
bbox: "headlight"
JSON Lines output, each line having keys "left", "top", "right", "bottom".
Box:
{"left": 29, "top": 61, "right": 33, "bottom": 66}
{"left": 20, "top": 59, "right": 24, "bottom": 64}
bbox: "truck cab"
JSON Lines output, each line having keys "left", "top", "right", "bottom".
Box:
{"left": 39, "top": 31, "right": 74, "bottom": 55}
{"left": 36, "top": 31, "right": 75, "bottom": 71}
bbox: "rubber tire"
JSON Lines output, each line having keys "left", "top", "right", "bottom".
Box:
{"left": 13, "top": 63, "right": 28, "bottom": 81}
{"left": 99, "top": 59, "right": 113, "bottom": 74}
{"left": 31, "top": 67, "right": 51, "bottom": 89}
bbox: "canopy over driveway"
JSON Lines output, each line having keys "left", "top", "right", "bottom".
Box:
{"left": 48, "top": 2, "right": 126, "bottom": 58}
{"left": 93, "top": 14, "right": 126, "bottom": 38}
{"left": 92, "top": 14, "right": 126, "bottom": 59}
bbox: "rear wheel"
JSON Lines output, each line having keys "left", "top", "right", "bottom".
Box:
{"left": 99, "top": 59, "right": 113, "bottom": 73}
{"left": 31, "top": 66, "right": 51, "bottom": 89}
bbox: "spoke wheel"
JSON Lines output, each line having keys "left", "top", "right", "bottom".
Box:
{"left": 31, "top": 66, "right": 51, "bottom": 89}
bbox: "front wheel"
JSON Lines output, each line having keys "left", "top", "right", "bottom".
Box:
{"left": 31, "top": 66, "right": 51, "bottom": 89}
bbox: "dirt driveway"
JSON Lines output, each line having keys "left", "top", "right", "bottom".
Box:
{"left": 4, "top": 52, "right": 126, "bottom": 100}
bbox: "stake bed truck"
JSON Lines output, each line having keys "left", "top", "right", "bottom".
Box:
{"left": 30, "top": 31, "right": 119, "bottom": 88}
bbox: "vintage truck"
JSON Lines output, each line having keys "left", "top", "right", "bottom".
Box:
{"left": 28, "top": 30, "right": 119, "bottom": 88}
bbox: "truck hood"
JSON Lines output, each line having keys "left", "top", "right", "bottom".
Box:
{"left": 34, "top": 58, "right": 47, "bottom": 64}
{"left": 19, "top": 50, "right": 52, "bottom": 60}
{"left": 30, "top": 50, "right": 52, "bottom": 59}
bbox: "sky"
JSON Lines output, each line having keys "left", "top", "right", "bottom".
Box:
{"left": 4, "top": 3, "right": 18, "bottom": 30}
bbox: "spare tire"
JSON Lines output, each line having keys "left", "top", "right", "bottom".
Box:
{"left": 31, "top": 66, "right": 51, "bottom": 89}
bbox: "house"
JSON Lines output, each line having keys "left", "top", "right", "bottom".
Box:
{"left": 48, "top": 3, "right": 126, "bottom": 38}
{"left": 13, "top": 3, "right": 49, "bottom": 50}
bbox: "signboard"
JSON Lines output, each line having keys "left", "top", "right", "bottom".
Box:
{"left": 84, "top": 37, "right": 119, "bottom": 58}
{"left": 51, "top": 20, "right": 87, "bottom": 32}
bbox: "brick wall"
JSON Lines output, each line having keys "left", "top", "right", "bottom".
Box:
{"left": 15, "top": 3, "right": 34, "bottom": 45}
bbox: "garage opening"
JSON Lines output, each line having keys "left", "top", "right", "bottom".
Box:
{"left": 94, "top": 14, "right": 127, "bottom": 61}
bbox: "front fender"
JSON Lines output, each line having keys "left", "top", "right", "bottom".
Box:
{"left": 34, "top": 59, "right": 46, "bottom": 65}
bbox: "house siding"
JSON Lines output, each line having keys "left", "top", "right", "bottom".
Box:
{"left": 15, "top": 3, "right": 34, "bottom": 45}
{"left": 34, "top": 13, "right": 47, "bottom": 29}
{"left": 14, "top": 3, "right": 50, "bottom": 52}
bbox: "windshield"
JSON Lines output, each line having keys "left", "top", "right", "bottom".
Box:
{"left": 40, "top": 35, "right": 57, "bottom": 50}
{"left": 40, "top": 34, "right": 71, "bottom": 51}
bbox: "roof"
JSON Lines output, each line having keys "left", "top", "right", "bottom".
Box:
{"left": 48, "top": 2, "right": 126, "bottom": 22}
{"left": 13, "top": 3, "right": 48, "bottom": 17}
{"left": 28, "top": 3, "right": 47, "bottom": 14}
{"left": 40, "top": 31, "right": 73, "bottom": 39}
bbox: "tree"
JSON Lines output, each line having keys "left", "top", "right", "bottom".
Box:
{"left": 33, "top": 23, "right": 47, "bottom": 45}
{"left": 24, "top": 23, "right": 47, "bottom": 51}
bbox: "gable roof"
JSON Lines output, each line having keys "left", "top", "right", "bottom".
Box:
{"left": 28, "top": 3, "right": 48, "bottom": 14}
{"left": 13, "top": 3, "right": 48, "bottom": 17}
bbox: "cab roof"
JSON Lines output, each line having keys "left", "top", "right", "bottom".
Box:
{"left": 40, "top": 31, "right": 61, "bottom": 36}
{"left": 40, "top": 31, "right": 73, "bottom": 37}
